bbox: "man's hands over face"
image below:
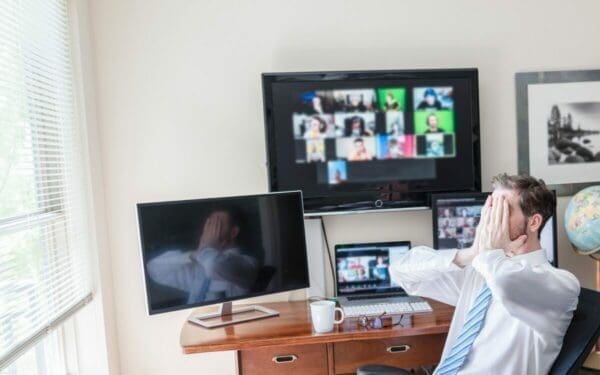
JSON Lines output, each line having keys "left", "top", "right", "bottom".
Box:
{"left": 199, "top": 215, "right": 227, "bottom": 249}
{"left": 454, "top": 196, "right": 490, "bottom": 267}
{"left": 477, "top": 195, "right": 527, "bottom": 255}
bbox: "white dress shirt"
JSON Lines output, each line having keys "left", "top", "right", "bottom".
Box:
{"left": 147, "top": 246, "right": 259, "bottom": 304}
{"left": 390, "top": 246, "right": 580, "bottom": 375}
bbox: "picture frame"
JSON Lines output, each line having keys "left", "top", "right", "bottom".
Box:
{"left": 516, "top": 70, "right": 600, "bottom": 196}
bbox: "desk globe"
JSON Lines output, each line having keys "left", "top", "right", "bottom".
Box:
{"left": 564, "top": 185, "right": 600, "bottom": 259}
{"left": 564, "top": 185, "right": 600, "bottom": 370}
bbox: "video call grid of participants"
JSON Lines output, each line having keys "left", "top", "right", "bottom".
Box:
{"left": 292, "top": 87, "right": 457, "bottom": 184}
{"left": 336, "top": 254, "right": 391, "bottom": 293}
{"left": 437, "top": 205, "right": 482, "bottom": 249}
{"left": 336, "top": 255, "right": 390, "bottom": 283}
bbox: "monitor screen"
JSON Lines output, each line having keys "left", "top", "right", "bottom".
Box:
{"left": 137, "top": 191, "right": 309, "bottom": 315}
{"left": 263, "top": 69, "right": 481, "bottom": 214}
{"left": 431, "top": 192, "right": 558, "bottom": 266}
{"left": 334, "top": 241, "right": 411, "bottom": 296}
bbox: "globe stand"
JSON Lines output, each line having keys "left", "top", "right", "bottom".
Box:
{"left": 583, "top": 257, "right": 600, "bottom": 370}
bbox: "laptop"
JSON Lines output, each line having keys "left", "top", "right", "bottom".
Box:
{"left": 334, "top": 241, "right": 432, "bottom": 317}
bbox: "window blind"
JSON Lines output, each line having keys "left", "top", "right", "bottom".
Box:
{"left": 0, "top": 0, "right": 93, "bottom": 369}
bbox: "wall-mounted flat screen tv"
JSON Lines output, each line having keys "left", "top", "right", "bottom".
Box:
{"left": 262, "top": 69, "right": 481, "bottom": 214}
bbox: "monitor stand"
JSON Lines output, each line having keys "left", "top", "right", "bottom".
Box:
{"left": 188, "top": 302, "right": 279, "bottom": 329}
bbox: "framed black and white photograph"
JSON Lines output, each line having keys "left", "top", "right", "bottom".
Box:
{"left": 516, "top": 70, "right": 600, "bottom": 196}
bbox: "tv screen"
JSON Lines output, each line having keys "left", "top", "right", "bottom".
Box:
{"left": 431, "top": 192, "right": 558, "bottom": 266}
{"left": 262, "top": 69, "right": 481, "bottom": 214}
{"left": 137, "top": 191, "right": 309, "bottom": 315}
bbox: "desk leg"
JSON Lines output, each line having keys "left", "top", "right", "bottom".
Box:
{"left": 327, "top": 343, "right": 335, "bottom": 375}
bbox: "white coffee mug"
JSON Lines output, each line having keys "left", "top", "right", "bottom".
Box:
{"left": 310, "top": 300, "right": 344, "bottom": 333}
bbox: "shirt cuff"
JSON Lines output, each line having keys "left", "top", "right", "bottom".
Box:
{"left": 472, "top": 249, "right": 506, "bottom": 278}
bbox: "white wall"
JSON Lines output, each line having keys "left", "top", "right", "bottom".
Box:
{"left": 86, "top": 1, "right": 600, "bottom": 374}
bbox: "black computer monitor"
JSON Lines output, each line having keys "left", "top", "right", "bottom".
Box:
{"left": 431, "top": 192, "right": 558, "bottom": 266}
{"left": 137, "top": 191, "right": 309, "bottom": 316}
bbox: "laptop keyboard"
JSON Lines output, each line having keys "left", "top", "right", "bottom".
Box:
{"left": 343, "top": 301, "right": 433, "bottom": 317}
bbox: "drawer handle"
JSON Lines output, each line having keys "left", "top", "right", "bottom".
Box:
{"left": 387, "top": 345, "right": 411, "bottom": 353}
{"left": 272, "top": 354, "right": 298, "bottom": 364}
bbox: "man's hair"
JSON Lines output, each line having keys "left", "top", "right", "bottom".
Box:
{"left": 424, "top": 88, "right": 437, "bottom": 98}
{"left": 354, "top": 137, "right": 364, "bottom": 144}
{"left": 491, "top": 173, "right": 555, "bottom": 238}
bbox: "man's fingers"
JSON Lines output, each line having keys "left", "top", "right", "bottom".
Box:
{"left": 215, "top": 218, "right": 222, "bottom": 238}
{"left": 210, "top": 218, "right": 218, "bottom": 237}
{"left": 494, "top": 196, "right": 503, "bottom": 228}
{"left": 501, "top": 199, "right": 509, "bottom": 230}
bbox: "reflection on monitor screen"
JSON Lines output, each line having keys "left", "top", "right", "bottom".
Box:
{"left": 137, "top": 192, "right": 309, "bottom": 314}
{"left": 431, "top": 193, "right": 557, "bottom": 266}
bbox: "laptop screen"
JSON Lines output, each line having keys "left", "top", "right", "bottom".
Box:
{"left": 335, "top": 241, "right": 411, "bottom": 296}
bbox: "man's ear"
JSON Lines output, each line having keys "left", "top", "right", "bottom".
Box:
{"left": 528, "top": 213, "right": 543, "bottom": 234}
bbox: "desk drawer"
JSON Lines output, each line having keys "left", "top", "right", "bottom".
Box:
{"left": 239, "top": 343, "right": 328, "bottom": 375}
{"left": 334, "top": 334, "right": 445, "bottom": 374}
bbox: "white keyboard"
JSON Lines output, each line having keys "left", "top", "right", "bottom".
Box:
{"left": 343, "top": 301, "right": 433, "bottom": 317}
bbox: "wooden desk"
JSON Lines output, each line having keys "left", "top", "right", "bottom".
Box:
{"left": 181, "top": 299, "right": 454, "bottom": 375}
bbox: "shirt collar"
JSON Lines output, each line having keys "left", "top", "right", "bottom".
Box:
{"left": 511, "top": 249, "right": 548, "bottom": 266}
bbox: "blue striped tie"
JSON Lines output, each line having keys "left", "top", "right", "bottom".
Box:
{"left": 435, "top": 283, "right": 492, "bottom": 375}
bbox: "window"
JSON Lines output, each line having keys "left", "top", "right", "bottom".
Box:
{"left": 0, "top": 330, "right": 67, "bottom": 375}
{"left": 0, "top": 0, "right": 93, "bottom": 371}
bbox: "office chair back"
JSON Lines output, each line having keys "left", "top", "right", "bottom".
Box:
{"left": 549, "top": 287, "right": 600, "bottom": 375}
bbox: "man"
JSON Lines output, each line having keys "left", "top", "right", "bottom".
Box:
{"left": 427, "top": 139, "right": 444, "bottom": 157}
{"left": 345, "top": 116, "right": 373, "bottom": 137}
{"left": 390, "top": 174, "right": 580, "bottom": 374}
{"left": 346, "top": 93, "right": 367, "bottom": 112}
{"left": 311, "top": 95, "right": 324, "bottom": 114}
{"left": 306, "top": 141, "right": 326, "bottom": 162}
{"left": 417, "top": 88, "right": 444, "bottom": 110}
{"left": 384, "top": 92, "right": 400, "bottom": 111}
{"left": 425, "top": 113, "right": 445, "bottom": 134}
{"left": 348, "top": 138, "right": 373, "bottom": 161}
{"left": 384, "top": 138, "right": 402, "bottom": 159}
{"left": 372, "top": 256, "right": 390, "bottom": 281}
{"left": 147, "top": 208, "right": 259, "bottom": 304}
{"left": 332, "top": 169, "right": 344, "bottom": 184}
